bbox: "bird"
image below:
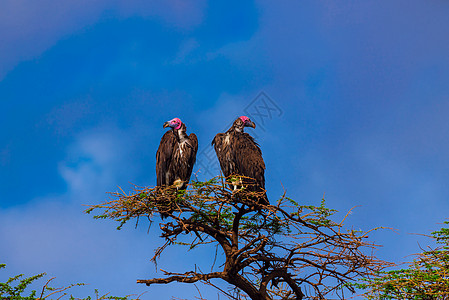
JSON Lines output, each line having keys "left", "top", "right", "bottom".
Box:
{"left": 211, "top": 116, "right": 268, "bottom": 205}
{"left": 156, "top": 117, "right": 198, "bottom": 217}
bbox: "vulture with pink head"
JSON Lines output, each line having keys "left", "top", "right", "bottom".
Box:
{"left": 156, "top": 117, "right": 198, "bottom": 190}
{"left": 212, "top": 116, "right": 268, "bottom": 205}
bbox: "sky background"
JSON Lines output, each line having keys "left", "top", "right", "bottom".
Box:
{"left": 1, "top": 1, "right": 449, "bottom": 299}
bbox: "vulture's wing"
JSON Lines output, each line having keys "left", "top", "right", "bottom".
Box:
{"left": 186, "top": 133, "right": 198, "bottom": 177}
{"left": 156, "top": 131, "right": 176, "bottom": 186}
{"left": 212, "top": 133, "right": 232, "bottom": 177}
{"left": 234, "top": 133, "right": 266, "bottom": 190}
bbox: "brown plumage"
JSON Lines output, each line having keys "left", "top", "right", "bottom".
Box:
{"left": 212, "top": 116, "right": 268, "bottom": 205}
{"left": 156, "top": 118, "right": 198, "bottom": 217}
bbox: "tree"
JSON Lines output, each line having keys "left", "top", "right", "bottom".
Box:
{"left": 87, "top": 177, "right": 391, "bottom": 300}
{"left": 356, "top": 222, "right": 449, "bottom": 299}
{"left": 0, "top": 263, "right": 139, "bottom": 300}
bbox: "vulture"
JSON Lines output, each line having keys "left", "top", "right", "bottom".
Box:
{"left": 212, "top": 116, "right": 268, "bottom": 205}
{"left": 156, "top": 117, "right": 198, "bottom": 217}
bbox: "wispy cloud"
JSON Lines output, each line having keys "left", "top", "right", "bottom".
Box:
{"left": 0, "top": 126, "right": 142, "bottom": 290}
{"left": 0, "top": 126, "right": 181, "bottom": 300}
{"left": 60, "top": 127, "right": 134, "bottom": 200}
{"left": 0, "top": 0, "right": 206, "bottom": 80}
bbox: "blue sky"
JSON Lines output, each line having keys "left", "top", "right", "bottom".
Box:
{"left": 1, "top": 1, "right": 449, "bottom": 299}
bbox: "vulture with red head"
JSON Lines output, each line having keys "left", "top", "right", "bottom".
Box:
{"left": 212, "top": 116, "right": 268, "bottom": 205}
{"left": 156, "top": 117, "right": 198, "bottom": 189}
{"left": 156, "top": 117, "right": 198, "bottom": 217}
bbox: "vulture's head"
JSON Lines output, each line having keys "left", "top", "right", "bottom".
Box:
{"left": 240, "top": 116, "right": 256, "bottom": 128}
{"left": 232, "top": 116, "right": 256, "bottom": 132}
{"left": 234, "top": 116, "right": 256, "bottom": 132}
{"left": 163, "top": 117, "right": 182, "bottom": 130}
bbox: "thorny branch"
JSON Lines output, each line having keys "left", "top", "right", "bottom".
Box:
{"left": 86, "top": 177, "right": 392, "bottom": 300}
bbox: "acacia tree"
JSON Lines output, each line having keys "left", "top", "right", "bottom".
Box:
{"left": 357, "top": 222, "right": 449, "bottom": 299}
{"left": 87, "top": 177, "right": 391, "bottom": 300}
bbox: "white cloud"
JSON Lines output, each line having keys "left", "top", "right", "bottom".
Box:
{"left": 0, "top": 128, "right": 151, "bottom": 298}
{"left": 0, "top": 0, "right": 206, "bottom": 80}
{"left": 60, "top": 128, "right": 129, "bottom": 199}
{"left": 0, "top": 127, "right": 141, "bottom": 287}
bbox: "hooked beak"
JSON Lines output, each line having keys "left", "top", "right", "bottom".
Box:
{"left": 246, "top": 121, "right": 256, "bottom": 129}
{"left": 163, "top": 121, "right": 170, "bottom": 128}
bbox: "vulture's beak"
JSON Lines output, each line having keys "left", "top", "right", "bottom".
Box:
{"left": 163, "top": 121, "right": 170, "bottom": 128}
{"left": 247, "top": 121, "right": 256, "bottom": 129}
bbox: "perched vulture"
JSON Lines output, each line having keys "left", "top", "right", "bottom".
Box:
{"left": 156, "top": 117, "right": 198, "bottom": 217}
{"left": 212, "top": 116, "right": 268, "bottom": 205}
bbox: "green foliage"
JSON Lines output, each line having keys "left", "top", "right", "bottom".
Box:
{"left": 433, "top": 221, "right": 449, "bottom": 246}
{"left": 0, "top": 263, "right": 45, "bottom": 300}
{"left": 0, "top": 264, "right": 139, "bottom": 300}
{"left": 303, "top": 197, "right": 337, "bottom": 227}
{"left": 357, "top": 221, "right": 449, "bottom": 299}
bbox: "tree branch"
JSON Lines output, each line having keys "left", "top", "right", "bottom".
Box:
{"left": 137, "top": 271, "right": 224, "bottom": 286}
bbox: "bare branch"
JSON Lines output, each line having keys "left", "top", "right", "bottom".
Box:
{"left": 137, "top": 271, "right": 224, "bottom": 286}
